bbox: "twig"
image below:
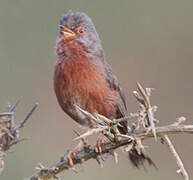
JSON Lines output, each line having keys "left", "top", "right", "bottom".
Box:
{"left": 163, "top": 135, "right": 189, "bottom": 180}
{"left": 26, "top": 124, "right": 193, "bottom": 180}
{"left": 112, "top": 113, "right": 140, "bottom": 124}
{"left": 0, "top": 112, "right": 14, "bottom": 117}
{"left": 133, "top": 124, "right": 193, "bottom": 139}
{"left": 0, "top": 102, "right": 38, "bottom": 175}
{"left": 17, "top": 103, "right": 38, "bottom": 129}
{"left": 8, "top": 99, "right": 20, "bottom": 112}
{"left": 136, "top": 82, "right": 157, "bottom": 141}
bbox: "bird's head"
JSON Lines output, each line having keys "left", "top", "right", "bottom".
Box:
{"left": 58, "top": 10, "right": 102, "bottom": 54}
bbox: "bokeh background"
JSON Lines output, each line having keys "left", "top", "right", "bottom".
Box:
{"left": 0, "top": 0, "right": 193, "bottom": 179}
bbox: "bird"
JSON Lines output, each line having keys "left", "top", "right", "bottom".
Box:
{"left": 54, "top": 10, "right": 155, "bottom": 168}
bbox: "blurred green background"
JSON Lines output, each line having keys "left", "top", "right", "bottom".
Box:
{"left": 0, "top": 0, "right": 193, "bottom": 179}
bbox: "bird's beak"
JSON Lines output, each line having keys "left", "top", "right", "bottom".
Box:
{"left": 59, "top": 25, "right": 76, "bottom": 37}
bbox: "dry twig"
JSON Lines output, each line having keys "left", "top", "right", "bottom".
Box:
{"left": 0, "top": 102, "right": 38, "bottom": 174}
{"left": 163, "top": 135, "right": 189, "bottom": 180}
{"left": 26, "top": 124, "right": 193, "bottom": 180}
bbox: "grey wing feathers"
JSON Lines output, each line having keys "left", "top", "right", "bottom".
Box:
{"left": 104, "top": 62, "right": 128, "bottom": 134}
{"left": 104, "top": 62, "right": 128, "bottom": 116}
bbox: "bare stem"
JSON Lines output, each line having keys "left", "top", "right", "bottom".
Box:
{"left": 17, "top": 103, "right": 39, "bottom": 129}
{"left": 0, "top": 102, "right": 38, "bottom": 175}
{"left": 26, "top": 124, "right": 193, "bottom": 180}
{"left": 163, "top": 135, "right": 189, "bottom": 180}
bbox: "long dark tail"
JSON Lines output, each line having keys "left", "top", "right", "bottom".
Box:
{"left": 128, "top": 146, "right": 157, "bottom": 169}
{"left": 116, "top": 110, "right": 156, "bottom": 169}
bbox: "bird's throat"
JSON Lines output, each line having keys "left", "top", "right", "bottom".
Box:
{"left": 56, "top": 37, "right": 88, "bottom": 59}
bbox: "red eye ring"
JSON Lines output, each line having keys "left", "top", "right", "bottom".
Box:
{"left": 77, "top": 27, "right": 85, "bottom": 35}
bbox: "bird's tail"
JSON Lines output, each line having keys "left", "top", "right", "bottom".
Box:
{"left": 128, "top": 145, "right": 157, "bottom": 169}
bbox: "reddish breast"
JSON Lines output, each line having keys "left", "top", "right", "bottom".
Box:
{"left": 54, "top": 38, "right": 117, "bottom": 120}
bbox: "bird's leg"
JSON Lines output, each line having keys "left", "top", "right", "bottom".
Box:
{"left": 67, "top": 128, "right": 92, "bottom": 167}
{"left": 67, "top": 140, "right": 83, "bottom": 167}
{"left": 94, "top": 134, "right": 108, "bottom": 153}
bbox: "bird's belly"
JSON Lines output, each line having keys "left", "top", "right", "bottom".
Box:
{"left": 66, "top": 71, "right": 116, "bottom": 117}
{"left": 54, "top": 60, "right": 117, "bottom": 121}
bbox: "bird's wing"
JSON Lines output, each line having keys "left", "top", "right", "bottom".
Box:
{"left": 104, "top": 62, "right": 128, "bottom": 134}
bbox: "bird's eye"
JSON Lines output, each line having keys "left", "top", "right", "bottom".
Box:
{"left": 77, "top": 27, "right": 85, "bottom": 35}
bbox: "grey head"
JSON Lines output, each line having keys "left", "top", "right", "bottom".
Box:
{"left": 59, "top": 10, "right": 103, "bottom": 54}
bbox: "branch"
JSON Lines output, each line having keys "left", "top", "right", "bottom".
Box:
{"left": 26, "top": 83, "right": 192, "bottom": 180}
{"left": 163, "top": 135, "right": 189, "bottom": 180}
{"left": 26, "top": 124, "right": 193, "bottom": 180}
{"left": 17, "top": 103, "right": 39, "bottom": 129}
{"left": 0, "top": 102, "right": 38, "bottom": 175}
{"left": 133, "top": 124, "right": 193, "bottom": 139}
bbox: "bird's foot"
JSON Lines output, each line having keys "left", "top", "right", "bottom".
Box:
{"left": 67, "top": 141, "right": 83, "bottom": 167}
{"left": 94, "top": 135, "right": 107, "bottom": 153}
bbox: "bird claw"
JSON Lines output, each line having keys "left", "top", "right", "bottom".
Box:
{"left": 67, "top": 141, "right": 83, "bottom": 167}
{"left": 67, "top": 151, "right": 75, "bottom": 167}
{"left": 94, "top": 135, "right": 107, "bottom": 153}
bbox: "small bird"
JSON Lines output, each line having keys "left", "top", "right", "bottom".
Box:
{"left": 54, "top": 10, "right": 154, "bottom": 168}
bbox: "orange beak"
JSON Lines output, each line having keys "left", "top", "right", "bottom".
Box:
{"left": 59, "top": 25, "right": 76, "bottom": 37}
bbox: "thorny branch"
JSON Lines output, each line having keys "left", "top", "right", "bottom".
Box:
{"left": 26, "top": 83, "right": 192, "bottom": 180}
{"left": 25, "top": 124, "right": 193, "bottom": 180}
{"left": 163, "top": 135, "right": 189, "bottom": 180}
{"left": 0, "top": 102, "right": 38, "bottom": 174}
